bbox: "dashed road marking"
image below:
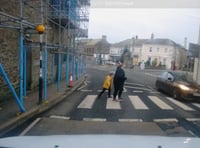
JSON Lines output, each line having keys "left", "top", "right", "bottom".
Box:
{"left": 50, "top": 115, "right": 70, "bottom": 120}
{"left": 83, "top": 118, "right": 106, "bottom": 122}
{"left": 118, "top": 118, "right": 143, "bottom": 122}
{"left": 154, "top": 118, "right": 178, "bottom": 122}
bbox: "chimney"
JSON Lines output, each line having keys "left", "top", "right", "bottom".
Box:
{"left": 184, "top": 37, "right": 187, "bottom": 49}
{"left": 102, "top": 35, "right": 107, "bottom": 41}
{"left": 151, "top": 33, "right": 154, "bottom": 40}
{"left": 198, "top": 24, "right": 200, "bottom": 44}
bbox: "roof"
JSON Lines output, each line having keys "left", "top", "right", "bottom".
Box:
{"left": 85, "top": 39, "right": 101, "bottom": 46}
{"left": 111, "top": 38, "right": 177, "bottom": 47}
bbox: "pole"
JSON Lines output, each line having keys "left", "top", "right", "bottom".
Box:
{"left": 19, "top": 0, "right": 24, "bottom": 104}
{"left": 39, "top": 34, "right": 43, "bottom": 104}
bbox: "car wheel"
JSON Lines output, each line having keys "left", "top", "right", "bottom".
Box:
{"left": 155, "top": 81, "right": 160, "bottom": 91}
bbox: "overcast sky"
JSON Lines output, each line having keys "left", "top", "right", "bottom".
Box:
{"left": 88, "top": 1, "right": 200, "bottom": 47}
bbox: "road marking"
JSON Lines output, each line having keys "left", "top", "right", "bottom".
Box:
{"left": 106, "top": 97, "right": 121, "bottom": 109}
{"left": 133, "top": 90, "right": 143, "bottom": 93}
{"left": 77, "top": 95, "right": 97, "bottom": 109}
{"left": 154, "top": 118, "right": 178, "bottom": 122}
{"left": 80, "top": 90, "right": 93, "bottom": 92}
{"left": 145, "top": 73, "right": 157, "bottom": 78}
{"left": 166, "top": 97, "right": 195, "bottom": 111}
{"left": 186, "top": 118, "right": 200, "bottom": 121}
{"left": 149, "top": 91, "right": 160, "bottom": 94}
{"left": 192, "top": 103, "right": 200, "bottom": 109}
{"left": 125, "top": 85, "right": 152, "bottom": 91}
{"left": 19, "top": 118, "right": 41, "bottom": 136}
{"left": 148, "top": 96, "right": 173, "bottom": 110}
{"left": 123, "top": 87, "right": 127, "bottom": 92}
{"left": 83, "top": 118, "right": 106, "bottom": 122}
{"left": 125, "top": 82, "right": 145, "bottom": 86}
{"left": 50, "top": 115, "right": 70, "bottom": 120}
{"left": 118, "top": 118, "right": 143, "bottom": 122}
{"left": 77, "top": 82, "right": 87, "bottom": 90}
{"left": 129, "top": 96, "right": 149, "bottom": 110}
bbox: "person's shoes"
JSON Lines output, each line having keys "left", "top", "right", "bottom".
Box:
{"left": 108, "top": 96, "right": 112, "bottom": 98}
{"left": 113, "top": 99, "right": 118, "bottom": 102}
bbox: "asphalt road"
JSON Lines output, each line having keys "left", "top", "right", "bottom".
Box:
{"left": 6, "top": 62, "right": 200, "bottom": 137}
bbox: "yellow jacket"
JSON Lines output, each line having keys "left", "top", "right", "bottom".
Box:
{"left": 102, "top": 75, "right": 113, "bottom": 89}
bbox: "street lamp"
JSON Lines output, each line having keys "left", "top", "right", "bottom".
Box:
{"left": 36, "top": 24, "right": 45, "bottom": 104}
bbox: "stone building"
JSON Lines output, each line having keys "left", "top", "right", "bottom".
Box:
{"left": 0, "top": 0, "right": 90, "bottom": 100}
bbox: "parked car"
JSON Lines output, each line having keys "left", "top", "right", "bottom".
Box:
{"left": 155, "top": 71, "right": 200, "bottom": 101}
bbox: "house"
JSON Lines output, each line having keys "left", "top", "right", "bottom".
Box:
{"left": 77, "top": 35, "right": 110, "bottom": 64}
{"left": 110, "top": 36, "right": 187, "bottom": 70}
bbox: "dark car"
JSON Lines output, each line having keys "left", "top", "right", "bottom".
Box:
{"left": 155, "top": 71, "right": 200, "bottom": 101}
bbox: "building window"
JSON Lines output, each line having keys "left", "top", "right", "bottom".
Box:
{"left": 149, "top": 47, "right": 152, "bottom": 52}
{"left": 164, "top": 48, "right": 168, "bottom": 53}
{"left": 157, "top": 48, "right": 160, "bottom": 52}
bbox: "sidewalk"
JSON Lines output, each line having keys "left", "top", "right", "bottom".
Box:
{"left": 0, "top": 76, "right": 86, "bottom": 137}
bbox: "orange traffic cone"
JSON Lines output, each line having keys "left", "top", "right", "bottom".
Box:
{"left": 68, "top": 73, "right": 73, "bottom": 87}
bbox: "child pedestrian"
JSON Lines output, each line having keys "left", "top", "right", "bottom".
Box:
{"left": 97, "top": 71, "right": 114, "bottom": 99}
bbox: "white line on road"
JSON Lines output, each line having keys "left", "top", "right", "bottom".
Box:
{"left": 83, "top": 118, "right": 106, "bottom": 122}
{"left": 154, "top": 118, "right": 178, "bottom": 122}
{"left": 77, "top": 82, "right": 87, "bottom": 90}
{"left": 125, "top": 82, "right": 145, "bottom": 86}
{"left": 192, "top": 103, "right": 200, "bottom": 109}
{"left": 186, "top": 118, "right": 200, "bottom": 121}
{"left": 148, "top": 96, "right": 173, "bottom": 110}
{"left": 106, "top": 97, "right": 121, "bottom": 109}
{"left": 133, "top": 90, "right": 143, "bottom": 93}
{"left": 129, "top": 96, "right": 149, "bottom": 110}
{"left": 80, "top": 90, "right": 93, "bottom": 92}
{"left": 78, "top": 95, "right": 97, "bottom": 109}
{"left": 50, "top": 115, "right": 70, "bottom": 120}
{"left": 118, "top": 118, "right": 143, "bottom": 122}
{"left": 19, "top": 118, "right": 41, "bottom": 136}
{"left": 125, "top": 85, "right": 152, "bottom": 91}
{"left": 166, "top": 97, "right": 195, "bottom": 111}
{"left": 145, "top": 73, "right": 157, "bottom": 78}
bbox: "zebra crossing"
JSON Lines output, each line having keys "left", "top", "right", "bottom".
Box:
{"left": 77, "top": 94, "right": 200, "bottom": 112}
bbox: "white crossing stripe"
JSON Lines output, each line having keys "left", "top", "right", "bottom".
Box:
{"left": 129, "top": 96, "right": 149, "bottom": 110}
{"left": 106, "top": 97, "right": 121, "bottom": 109}
{"left": 77, "top": 95, "right": 97, "bottom": 109}
{"left": 148, "top": 96, "right": 173, "bottom": 110}
{"left": 166, "top": 97, "right": 195, "bottom": 111}
{"left": 192, "top": 103, "right": 200, "bottom": 109}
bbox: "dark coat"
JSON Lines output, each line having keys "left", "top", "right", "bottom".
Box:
{"left": 113, "top": 66, "right": 127, "bottom": 89}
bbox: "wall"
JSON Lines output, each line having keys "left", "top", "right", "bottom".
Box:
{"left": 0, "top": 1, "right": 60, "bottom": 100}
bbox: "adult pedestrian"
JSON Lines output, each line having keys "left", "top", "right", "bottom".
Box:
{"left": 97, "top": 71, "right": 114, "bottom": 99}
{"left": 113, "top": 61, "right": 127, "bottom": 101}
